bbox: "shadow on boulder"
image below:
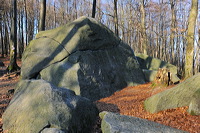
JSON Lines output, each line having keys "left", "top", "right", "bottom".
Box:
{"left": 3, "top": 80, "right": 98, "bottom": 133}
{"left": 21, "top": 16, "right": 145, "bottom": 101}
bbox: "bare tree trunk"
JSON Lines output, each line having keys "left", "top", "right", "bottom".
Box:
{"left": 196, "top": 29, "right": 200, "bottom": 73}
{"left": 54, "top": 0, "right": 56, "bottom": 28}
{"left": 24, "top": 0, "right": 28, "bottom": 45}
{"left": 19, "top": 11, "right": 24, "bottom": 58}
{"left": 4, "top": 22, "right": 9, "bottom": 56}
{"left": 0, "top": 22, "right": 4, "bottom": 57}
{"left": 74, "top": 0, "right": 77, "bottom": 19}
{"left": 114, "top": 0, "right": 119, "bottom": 36}
{"left": 170, "top": 0, "right": 176, "bottom": 63}
{"left": 140, "top": 0, "right": 147, "bottom": 55}
{"left": 92, "top": 0, "right": 96, "bottom": 18}
{"left": 39, "top": 0, "right": 46, "bottom": 31}
{"left": 184, "top": 0, "right": 198, "bottom": 78}
{"left": 8, "top": 0, "right": 19, "bottom": 72}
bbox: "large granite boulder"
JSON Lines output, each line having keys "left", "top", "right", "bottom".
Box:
{"left": 144, "top": 73, "right": 200, "bottom": 113}
{"left": 99, "top": 111, "right": 187, "bottom": 133}
{"left": 136, "top": 53, "right": 179, "bottom": 83}
{"left": 3, "top": 80, "right": 98, "bottom": 133}
{"left": 21, "top": 16, "right": 145, "bottom": 101}
{"left": 188, "top": 89, "right": 200, "bottom": 115}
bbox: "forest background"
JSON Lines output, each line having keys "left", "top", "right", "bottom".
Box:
{"left": 0, "top": 0, "right": 199, "bottom": 78}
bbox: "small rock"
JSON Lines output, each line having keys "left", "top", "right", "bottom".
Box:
{"left": 41, "top": 128, "right": 66, "bottom": 133}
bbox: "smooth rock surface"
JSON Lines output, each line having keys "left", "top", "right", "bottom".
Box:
{"left": 99, "top": 111, "right": 187, "bottom": 133}
{"left": 144, "top": 73, "right": 200, "bottom": 113}
{"left": 3, "top": 80, "right": 98, "bottom": 133}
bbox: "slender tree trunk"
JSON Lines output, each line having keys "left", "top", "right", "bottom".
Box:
{"left": 4, "top": 22, "right": 8, "bottom": 56}
{"left": 39, "top": 0, "right": 46, "bottom": 31}
{"left": 74, "top": 0, "right": 77, "bottom": 19}
{"left": 54, "top": 0, "right": 56, "bottom": 28}
{"left": 0, "top": 22, "right": 4, "bottom": 57}
{"left": 92, "top": 0, "right": 96, "bottom": 18}
{"left": 8, "top": 0, "right": 19, "bottom": 72}
{"left": 196, "top": 29, "right": 200, "bottom": 73}
{"left": 114, "top": 0, "right": 119, "bottom": 36}
{"left": 20, "top": 11, "right": 24, "bottom": 58}
{"left": 184, "top": 0, "right": 198, "bottom": 78}
{"left": 24, "top": 0, "right": 28, "bottom": 45}
{"left": 170, "top": 0, "right": 176, "bottom": 63}
{"left": 140, "top": 0, "right": 147, "bottom": 55}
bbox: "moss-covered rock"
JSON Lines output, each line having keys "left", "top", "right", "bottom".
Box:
{"left": 136, "top": 53, "right": 179, "bottom": 83}
{"left": 144, "top": 73, "right": 200, "bottom": 113}
{"left": 2, "top": 80, "right": 98, "bottom": 133}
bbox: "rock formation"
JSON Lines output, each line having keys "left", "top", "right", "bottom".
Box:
{"left": 3, "top": 80, "right": 98, "bottom": 133}
{"left": 21, "top": 16, "right": 145, "bottom": 101}
{"left": 136, "top": 53, "right": 180, "bottom": 83}
{"left": 144, "top": 73, "right": 200, "bottom": 114}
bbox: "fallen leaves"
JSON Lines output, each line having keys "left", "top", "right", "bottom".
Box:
{"left": 95, "top": 83, "right": 200, "bottom": 133}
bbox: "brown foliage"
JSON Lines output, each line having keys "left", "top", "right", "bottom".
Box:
{"left": 95, "top": 83, "right": 200, "bottom": 133}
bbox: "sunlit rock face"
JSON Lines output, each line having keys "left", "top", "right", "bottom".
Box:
{"left": 144, "top": 73, "right": 200, "bottom": 114}
{"left": 21, "top": 16, "right": 145, "bottom": 101}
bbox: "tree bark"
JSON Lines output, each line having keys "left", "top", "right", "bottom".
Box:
{"left": 8, "top": 0, "right": 19, "bottom": 72}
{"left": 0, "top": 21, "right": 4, "bottom": 57}
{"left": 92, "top": 0, "right": 96, "bottom": 18}
{"left": 24, "top": 0, "right": 28, "bottom": 45}
{"left": 184, "top": 0, "right": 198, "bottom": 78}
{"left": 39, "top": 0, "right": 46, "bottom": 31}
{"left": 140, "top": 0, "right": 147, "bottom": 55}
{"left": 114, "top": 0, "right": 119, "bottom": 36}
{"left": 170, "top": 0, "right": 176, "bottom": 63}
{"left": 54, "top": 0, "right": 56, "bottom": 28}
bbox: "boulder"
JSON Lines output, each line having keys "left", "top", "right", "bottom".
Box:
{"left": 136, "top": 53, "right": 179, "bottom": 83}
{"left": 99, "top": 111, "right": 187, "bottom": 133}
{"left": 142, "top": 69, "right": 157, "bottom": 82}
{"left": 144, "top": 73, "right": 200, "bottom": 113}
{"left": 21, "top": 16, "right": 145, "bottom": 101}
{"left": 188, "top": 89, "right": 200, "bottom": 115}
{"left": 2, "top": 80, "right": 98, "bottom": 133}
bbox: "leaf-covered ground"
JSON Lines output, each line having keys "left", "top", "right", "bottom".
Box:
{"left": 0, "top": 57, "right": 200, "bottom": 133}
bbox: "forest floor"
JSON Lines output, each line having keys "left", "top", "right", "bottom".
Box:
{"left": 0, "top": 57, "right": 200, "bottom": 133}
